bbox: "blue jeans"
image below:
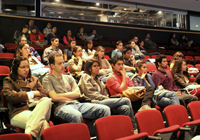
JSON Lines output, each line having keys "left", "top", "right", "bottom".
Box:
{"left": 157, "top": 91, "right": 180, "bottom": 108}
{"left": 55, "top": 103, "right": 110, "bottom": 123}
{"left": 97, "top": 97, "right": 137, "bottom": 130}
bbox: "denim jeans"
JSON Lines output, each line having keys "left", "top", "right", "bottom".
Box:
{"left": 156, "top": 91, "right": 180, "bottom": 108}
{"left": 55, "top": 103, "right": 110, "bottom": 123}
{"left": 97, "top": 97, "right": 137, "bottom": 130}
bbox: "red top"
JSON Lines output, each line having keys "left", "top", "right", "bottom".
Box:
{"left": 63, "top": 36, "right": 75, "bottom": 45}
{"left": 30, "top": 32, "right": 45, "bottom": 43}
{"left": 106, "top": 73, "right": 135, "bottom": 96}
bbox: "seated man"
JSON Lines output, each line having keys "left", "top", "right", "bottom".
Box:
{"left": 143, "top": 32, "right": 158, "bottom": 52}
{"left": 122, "top": 46, "right": 136, "bottom": 79}
{"left": 14, "top": 25, "right": 31, "bottom": 44}
{"left": 106, "top": 55, "right": 154, "bottom": 111}
{"left": 43, "top": 37, "right": 63, "bottom": 64}
{"left": 111, "top": 40, "right": 123, "bottom": 58}
{"left": 42, "top": 53, "right": 111, "bottom": 123}
{"left": 76, "top": 27, "right": 95, "bottom": 40}
{"left": 152, "top": 54, "right": 198, "bottom": 106}
{"left": 78, "top": 59, "right": 137, "bottom": 131}
{"left": 130, "top": 37, "right": 145, "bottom": 60}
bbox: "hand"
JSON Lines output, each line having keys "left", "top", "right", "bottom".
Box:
{"left": 32, "top": 91, "right": 41, "bottom": 97}
{"left": 12, "top": 90, "right": 17, "bottom": 94}
{"left": 119, "top": 68, "right": 126, "bottom": 76}
{"left": 130, "top": 55, "right": 135, "bottom": 60}
{"left": 35, "top": 41, "right": 40, "bottom": 44}
{"left": 176, "top": 91, "right": 182, "bottom": 96}
{"left": 116, "top": 93, "right": 123, "bottom": 98}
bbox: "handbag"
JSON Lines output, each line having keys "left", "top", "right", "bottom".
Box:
{"left": 122, "top": 87, "right": 146, "bottom": 102}
{"left": 183, "top": 85, "right": 200, "bottom": 95}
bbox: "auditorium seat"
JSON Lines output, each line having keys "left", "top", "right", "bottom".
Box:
{"left": 188, "top": 101, "right": 200, "bottom": 121}
{"left": 0, "top": 133, "right": 32, "bottom": 140}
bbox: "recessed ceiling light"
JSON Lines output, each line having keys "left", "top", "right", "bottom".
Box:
{"left": 96, "top": 2, "right": 100, "bottom": 6}
{"left": 30, "top": 10, "right": 35, "bottom": 13}
{"left": 55, "top": 0, "right": 60, "bottom": 2}
{"left": 124, "top": 8, "right": 127, "bottom": 10}
{"left": 4, "top": 9, "right": 12, "bottom": 11}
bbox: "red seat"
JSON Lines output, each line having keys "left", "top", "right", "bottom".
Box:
{"left": 147, "top": 64, "right": 157, "bottom": 73}
{"left": 185, "top": 56, "right": 194, "bottom": 61}
{"left": 164, "top": 105, "right": 200, "bottom": 139}
{"left": 194, "top": 56, "right": 200, "bottom": 61}
{"left": 149, "top": 50, "right": 158, "bottom": 53}
{"left": 0, "top": 66, "right": 10, "bottom": 76}
{"left": 166, "top": 55, "right": 173, "bottom": 62}
{"left": 188, "top": 101, "right": 200, "bottom": 120}
{"left": 104, "top": 55, "right": 111, "bottom": 60}
{"left": 5, "top": 43, "right": 17, "bottom": 50}
{"left": 187, "top": 64, "right": 194, "bottom": 68}
{"left": 43, "top": 45, "right": 51, "bottom": 50}
{"left": 165, "top": 65, "right": 170, "bottom": 71}
{"left": 158, "top": 50, "right": 168, "bottom": 54}
{"left": 42, "top": 123, "right": 91, "bottom": 140}
{"left": 0, "top": 53, "right": 15, "bottom": 59}
{"left": 0, "top": 133, "right": 32, "bottom": 140}
{"left": 151, "top": 55, "right": 158, "bottom": 59}
{"left": 94, "top": 115, "right": 148, "bottom": 140}
{"left": 29, "top": 44, "right": 43, "bottom": 50}
{"left": 187, "top": 51, "right": 195, "bottom": 55}
{"left": 195, "top": 64, "right": 200, "bottom": 71}
{"left": 135, "top": 110, "right": 179, "bottom": 139}
{"left": 141, "top": 55, "right": 150, "bottom": 61}
{"left": 104, "top": 47, "right": 114, "bottom": 52}
{"left": 59, "top": 45, "right": 67, "bottom": 51}
{"left": 168, "top": 50, "right": 177, "bottom": 55}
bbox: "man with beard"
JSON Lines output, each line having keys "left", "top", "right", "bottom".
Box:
{"left": 152, "top": 54, "right": 197, "bottom": 105}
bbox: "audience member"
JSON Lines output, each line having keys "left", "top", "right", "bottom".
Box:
{"left": 68, "top": 46, "right": 85, "bottom": 76}
{"left": 171, "top": 59, "right": 200, "bottom": 100}
{"left": 63, "top": 30, "right": 75, "bottom": 45}
{"left": 132, "top": 61, "right": 155, "bottom": 111}
{"left": 179, "top": 35, "right": 193, "bottom": 47}
{"left": 122, "top": 46, "right": 136, "bottom": 79}
{"left": 143, "top": 32, "right": 158, "bottom": 51}
{"left": 90, "top": 29, "right": 102, "bottom": 41}
{"left": 63, "top": 39, "right": 76, "bottom": 62}
{"left": 30, "top": 26, "right": 47, "bottom": 48}
{"left": 46, "top": 26, "right": 60, "bottom": 45}
{"left": 138, "top": 40, "right": 147, "bottom": 54}
{"left": 152, "top": 54, "right": 198, "bottom": 105}
{"left": 170, "top": 51, "right": 184, "bottom": 69}
{"left": 16, "top": 43, "right": 50, "bottom": 83}
{"left": 111, "top": 40, "right": 123, "bottom": 58}
{"left": 76, "top": 27, "right": 95, "bottom": 40}
{"left": 27, "top": 19, "right": 40, "bottom": 34}
{"left": 128, "top": 38, "right": 145, "bottom": 60}
{"left": 42, "top": 53, "right": 110, "bottom": 123}
{"left": 43, "top": 23, "right": 52, "bottom": 37}
{"left": 3, "top": 56, "right": 52, "bottom": 140}
{"left": 93, "top": 46, "right": 112, "bottom": 83}
{"left": 78, "top": 59, "right": 137, "bottom": 130}
{"left": 43, "top": 37, "right": 62, "bottom": 64}
{"left": 170, "top": 33, "right": 179, "bottom": 46}
{"left": 14, "top": 25, "right": 31, "bottom": 44}
{"left": 82, "top": 40, "right": 96, "bottom": 60}
{"left": 18, "top": 36, "right": 41, "bottom": 62}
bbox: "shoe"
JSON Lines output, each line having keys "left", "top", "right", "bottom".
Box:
{"left": 138, "top": 105, "right": 155, "bottom": 112}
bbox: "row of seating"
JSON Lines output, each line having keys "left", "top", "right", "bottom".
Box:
{"left": 1, "top": 102, "right": 200, "bottom": 140}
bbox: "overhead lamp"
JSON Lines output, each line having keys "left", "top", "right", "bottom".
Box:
{"left": 96, "top": 2, "right": 100, "bottom": 6}
{"left": 55, "top": 0, "right": 60, "bottom": 1}
{"left": 124, "top": 8, "right": 127, "bottom": 10}
{"left": 4, "top": 9, "right": 12, "bottom": 11}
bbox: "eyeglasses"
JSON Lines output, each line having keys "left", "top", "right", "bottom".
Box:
{"left": 21, "top": 40, "right": 27, "bottom": 42}
{"left": 19, "top": 66, "right": 30, "bottom": 69}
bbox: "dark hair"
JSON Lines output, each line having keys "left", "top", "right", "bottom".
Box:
{"left": 155, "top": 54, "right": 166, "bottom": 68}
{"left": 67, "top": 39, "right": 76, "bottom": 50}
{"left": 48, "top": 52, "right": 63, "bottom": 66}
{"left": 173, "top": 51, "right": 184, "bottom": 60}
{"left": 10, "top": 56, "right": 31, "bottom": 81}
{"left": 135, "top": 60, "right": 146, "bottom": 73}
{"left": 79, "top": 27, "right": 83, "bottom": 31}
{"left": 31, "top": 26, "right": 36, "bottom": 31}
{"left": 72, "top": 46, "right": 82, "bottom": 56}
{"left": 145, "top": 32, "right": 150, "bottom": 36}
{"left": 84, "top": 39, "right": 93, "bottom": 54}
{"left": 93, "top": 46, "right": 104, "bottom": 62}
{"left": 116, "top": 40, "right": 122, "bottom": 46}
{"left": 128, "top": 39, "right": 134, "bottom": 45}
{"left": 111, "top": 55, "right": 124, "bottom": 65}
{"left": 84, "top": 59, "right": 100, "bottom": 75}
{"left": 17, "top": 36, "right": 27, "bottom": 45}
{"left": 171, "top": 59, "right": 189, "bottom": 79}
{"left": 23, "top": 25, "right": 29, "bottom": 29}
{"left": 51, "top": 36, "right": 59, "bottom": 42}
{"left": 122, "top": 45, "right": 132, "bottom": 54}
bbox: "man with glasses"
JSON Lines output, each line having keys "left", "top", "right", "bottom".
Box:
{"left": 152, "top": 54, "right": 197, "bottom": 106}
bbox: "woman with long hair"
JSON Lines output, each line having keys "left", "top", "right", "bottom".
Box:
{"left": 3, "top": 56, "right": 52, "bottom": 140}
{"left": 171, "top": 59, "right": 200, "bottom": 100}
{"left": 82, "top": 39, "right": 95, "bottom": 60}
{"left": 170, "top": 51, "right": 184, "bottom": 69}
{"left": 63, "top": 29, "right": 75, "bottom": 45}
{"left": 63, "top": 39, "right": 76, "bottom": 62}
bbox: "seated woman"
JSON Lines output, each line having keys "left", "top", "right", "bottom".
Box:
{"left": 68, "top": 46, "right": 85, "bottom": 78}
{"left": 78, "top": 59, "right": 137, "bottom": 131}
{"left": 82, "top": 39, "right": 96, "bottom": 60}
{"left": 3, "top": 56, "right": 52, "bottom": 140}
{"left": 63, "top": 29, "right": 75, "bottom": 45}
{"left": 16, "top": 43, "right": 50, "bottom": 82}
{"left": 18, "top": 35, "right": 41, "bottom": 62}
{"left": 171, "top": 59, "right": 200, "bottom": 100}
{"left": 170, "top": 33, "right": 179, "bottom": 46}
{"left": 170, "top": 51, "right": 184, "bottom": 69}
{"left": 63, "top": 39, "right": 76, "bottom": 62}
{"left": 133, "top": 60, "right": 180, "bottom": 109}
{"left": 93, "top": 46, "right": 112, "bottom": 83}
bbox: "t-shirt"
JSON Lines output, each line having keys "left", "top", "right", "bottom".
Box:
{"left": 42, "top": 74, "right": 79, "bottom": 113}
{"left": 111, "top": 49, "right": 122, "bottom": 58}
{"left": 106, "top": 73, "right": 135, "bottom": 96}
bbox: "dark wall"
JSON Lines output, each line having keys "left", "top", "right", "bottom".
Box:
{"left": 0, "top": 15, "right": 200, "bottom": 45}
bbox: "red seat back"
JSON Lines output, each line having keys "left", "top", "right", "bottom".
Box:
{"left": 135, "top": 110, "right": 165, "bottom": 136}
{"left": 0, "top": 66, "right": 10, "bottom": 76}
{"left": 188, "top": 101, "right": 200, "bottom": 120}
{"left": 0, "top": 133, "right": 32, "bottom": 140}
{"left": 147, "top": 64, "right": 157, "bottom": 73}
{"left": 0, "top": 53, "right": 15, "bottom": 59}
{"left": 42, "top": 123, "right": 90, "bottom": 140}
{"left": 5, "top": 43, "right": 17, "bottom": 50}
{"left": 95, "top": 115, "right": 134, "bottom": 140}
{"left": 164, "top": 105, "right": 189, "bottom": 127}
